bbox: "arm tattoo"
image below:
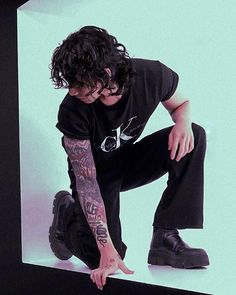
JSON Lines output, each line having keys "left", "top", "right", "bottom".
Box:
{"left": 63, "top": 136, "right": 109, "bottom": 248}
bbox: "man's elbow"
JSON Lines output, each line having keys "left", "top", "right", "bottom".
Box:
{"left": 169, "top": 100, "right": 190, "bottom": 115}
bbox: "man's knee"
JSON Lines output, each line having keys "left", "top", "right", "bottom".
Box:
{"left": 191, "top": 123, "right": 207, "bottom": 156}
{"left": 192, "top": 122, "right": 206, "bottom": 142}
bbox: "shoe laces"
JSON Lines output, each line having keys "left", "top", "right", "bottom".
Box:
{"left": 165, "top": 231, "right": 188, "bottom": 253}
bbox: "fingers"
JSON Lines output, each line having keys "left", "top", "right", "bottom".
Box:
{"left": 169, "top": 132, "right": 181, "bottom": 161}
{"left": 101, "top": 266, "right": 115, "bottom": 286}
{"left": 90, "top": 262, "right": 135, "bottom": 290}
{"left": 175, "top": 137, "right": 186, "bottom": 161}
{"left": 169, "top": 133, "right": 194, "bottom": 162}
{"left": 101, "top": 270, "right": 107, "bottom": 287}
{"left": 90, "top": 265, "right": 116, "bottom": 290}
{"left": 119, "top": 261, "right": 135, "bottom": 274}
{"left": 90, "top": 269, "right": 95, "bottom": 284}
{"left": 90, "top": 268, "right": 104, "bottom": 290}
{"left": 169, "top": 133, "right": 187, "bottom": 161}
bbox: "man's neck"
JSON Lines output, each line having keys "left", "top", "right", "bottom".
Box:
{"left": 99, "top": 94, "right": 123, "bottom": 106}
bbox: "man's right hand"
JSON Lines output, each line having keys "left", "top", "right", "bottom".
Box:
{"left": 63, "top": 137, "right": 133, "bottom": 289}
{"left": 90, "top": 243, "right": 134, "bottom": 290}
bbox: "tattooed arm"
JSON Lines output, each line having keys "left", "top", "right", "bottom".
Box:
{"left": 63, "top": 135, "right": 134, "bottom": 289}
{"left": 63, "top": 135, "right": 116, "bottom": 252}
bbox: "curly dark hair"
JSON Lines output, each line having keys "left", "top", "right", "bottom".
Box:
{"left": 49, "top": 25, "right": 137, "bottom": 96}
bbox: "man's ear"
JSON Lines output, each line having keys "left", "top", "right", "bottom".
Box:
{"left": 69, "top": 87, "right": 79, "bottom": 96}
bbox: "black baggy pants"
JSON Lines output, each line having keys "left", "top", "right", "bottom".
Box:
{"left": 63, "top": 122, "right": 207, "bottom": 269}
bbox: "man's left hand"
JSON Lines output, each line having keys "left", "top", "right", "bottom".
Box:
{"left": 168, "top": 121, "right": 194, "bottom": 162}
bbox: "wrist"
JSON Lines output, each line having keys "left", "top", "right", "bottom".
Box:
{"left": 98, "top": 242, "right": 117, "bottom": 254}
{"left": 175, "top": 117, "right": 192, "bottom": 126}
{"left": 171, "top": 101, "right": 191, "bottom": 126}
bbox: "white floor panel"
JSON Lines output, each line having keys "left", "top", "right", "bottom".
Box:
{"left": 23, "top": 239, "right": 230, "bottom": 295}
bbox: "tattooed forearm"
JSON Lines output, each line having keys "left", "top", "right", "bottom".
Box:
{"left": 90, "top": 217, "right": 108, "bottom": 247}
{"left": 80, "top": 194, "right": 109, "bottom": 248}
{"left": 85, "top": 200, "right": 98, "bottom": 215}
{"left": 63, "top": 136, "right": 111, "bottom": 249}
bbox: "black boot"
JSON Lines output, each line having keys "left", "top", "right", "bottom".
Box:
{"left": 49, "top": 191, "right": 75, "bottom": 260}
{"left": 148, "top": 228, "right": 209, "bottom": 268}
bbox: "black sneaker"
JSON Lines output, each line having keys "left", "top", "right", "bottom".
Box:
{"left": 49, "top": 190, "right": 75, "bottom": 260}
{"left": 147, "top": 229, "right": 209, "bottom": 268}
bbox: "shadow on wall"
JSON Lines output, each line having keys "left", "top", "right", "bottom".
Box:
{"left": 20, "top": 114, "right": 69, "bottom": 261}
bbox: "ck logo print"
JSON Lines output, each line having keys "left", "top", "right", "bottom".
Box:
{"left": 98, "top": 116, "right": 138, "bottom": 152}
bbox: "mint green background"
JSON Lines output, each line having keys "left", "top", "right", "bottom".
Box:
{"left": 18, "top": 0, "right": 236, "bottom": 293}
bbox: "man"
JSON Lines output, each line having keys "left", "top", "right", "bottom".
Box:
{"left": 49, "top": 25, "right": 209, "bottom": 290}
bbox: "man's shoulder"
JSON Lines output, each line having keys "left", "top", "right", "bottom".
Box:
{"left": 131, "top": 57, "right": 161, "bottom": 72}
{"left": 60, "top": 93, "right": 89, "bottom": 110}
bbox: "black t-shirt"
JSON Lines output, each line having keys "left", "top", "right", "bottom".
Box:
{"left": 56, "top": 58, "right": 179, "bottom": 169}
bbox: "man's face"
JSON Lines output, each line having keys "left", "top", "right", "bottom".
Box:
{"left": 69, "top": 81, "right": 106, "bottom": 104}
{"left": 69, "top": 68, "right": 113, "bottom": 104}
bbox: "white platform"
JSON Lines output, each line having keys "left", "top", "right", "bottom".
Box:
{"left": 22, "top": 224, "right": 234, "bottom": 294}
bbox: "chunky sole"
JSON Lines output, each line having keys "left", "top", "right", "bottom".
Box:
{"left": 49, "top": 190, "right": 75, "bottom": 260}
{"left": 148, "top": 249, "right": 209, "bottom": 269}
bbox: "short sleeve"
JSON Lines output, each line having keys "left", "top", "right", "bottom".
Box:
{"left": 56, "top": 96, "right": 90, "bottom": 140}
{"left": 159, "top": 61, "right": 179, "bottom": 102}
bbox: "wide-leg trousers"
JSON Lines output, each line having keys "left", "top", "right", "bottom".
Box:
{"left": 63, "top": 122, "right": 207, "bottom": 269}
